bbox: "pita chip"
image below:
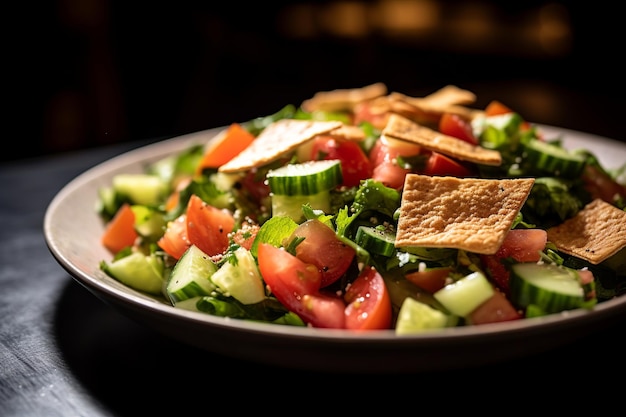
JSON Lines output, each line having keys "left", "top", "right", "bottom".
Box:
{"left": 301, "top": 82, "right": 388, "bottom": 113}
{"left": 382, "top": 113, "right": 502, "bottom": 166}
{"left": 395, "top": 174, "right": 535, "bottom": 254}
{"left": 388, "top": 85, "right": 481, "bottom": 124}
{"left": 218, "top": 119, "right": 343, "bottom": 173}
{"left": 547, "top": 198, "right": 626, "bottom": 264}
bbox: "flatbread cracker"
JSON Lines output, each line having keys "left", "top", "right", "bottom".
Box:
{"left": 388, "top": 85, "right": 481, "bottom": 123}
{"left": 395, "top": 174, "right": 535, "bottom": 254}
{"left": 414, "top": 84, "right": 476, "bottom": 108}
{"left": 547, "top": 198, "right": 626, "bottom": 264}
{"left": 382, "top": 113, "right": 502, "bottom": 166}
{"left": 301, "top": 82, "right": 388, "bottom": 113}
{"left": 326, "top": 124, "right": 366, "bottom": 142}
{"left": 218, "top": 119, "right": 343, "bottom": 173}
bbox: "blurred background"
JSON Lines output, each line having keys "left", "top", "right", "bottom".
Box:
{"left": 7, "top": 0, "right": 624, "bottom": 162}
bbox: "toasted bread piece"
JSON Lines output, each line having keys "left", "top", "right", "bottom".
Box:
{"left": 547, "top": 198, "right": 626, "bottom": 264}
{"left": 301, "top": 82, "right": 388, "bottom": 113}
{"left": 382, "top": 113, "right": 501, "bottom": 166}
{"left": 388, "top": 85, "right": 481, "bottom": 125}
{"left": 325, "top": 124, "right": 366, "bottom": 142}
{"left": 395, "top": 174, "right": 535, "bottom": 254}
{"left": 218, "top": 119, "right": 343, "bottom": 173}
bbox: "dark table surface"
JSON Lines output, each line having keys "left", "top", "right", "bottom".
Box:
{"left": 2, "top": 135, "right": 625, "bottom": 416}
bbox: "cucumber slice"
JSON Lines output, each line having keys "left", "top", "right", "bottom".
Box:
{"left": 112, "top": 173, "right": 169, "bottom": 206}
{"left": 355, "top": 225, "right": 396, "bottom": 256}
{"left": 271, "top": 190, "right": 331, "bottom": 222}
{"left": 166, "top": 245, "right": 218, "bottom": 304}
{"left": 523, "top": 138, "right": 586, "bottom": 178}
{"left": 130, "top": 205, "right": 166, "bottom": 241}
{"left": 175, "top": 296, "right": 248, "bottom": 317}
{"left": 210, "top": 247, "right": 266, "bottom": 305}
{"left": 509, "top": 262, "right": 584, "bottom": 314}
{"left": 266, "top": 159, "right": 342, "bottom": 196}
{"left": 395, "top": 297, "right": 454, "bottom": 335}
{"left": 101, "top": 252, "right": 164, "bottom": 295}
{"left": 433, "top": 271, "right": 494, "bottom": 317}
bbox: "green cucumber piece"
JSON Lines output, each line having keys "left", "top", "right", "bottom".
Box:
{"left": 112, "top": 173, "right": 169, "bottom": 206}
{"left": 266, "top": 159, "right": 342, "bottom": 196}
{"left": 175, "top": 296, "right": 248, "bottom": 317}
{"left": 101, "top": 252, "right": 164, "bottom": 295}
{"left": 395, "top": 297, "right": 454, "bottom": 335}
{"left": 433, "top": 271, "right": 494, "bottom": 317}
{"left": 210, "top": 247, "right": 266, "bottom": 305}
{"left": 130, "top": 205, "right": 166, "bottom": 241}
{"left": 166, "top": 245, "right": 218, "bottom": 304}
{"left": 523, "top": 138, "right": 586, "bottom": 178}
{"left": 509, "top": 262, "right": 584, "bottom": 314}
{"left": 271, "top": 190, "right": 331, "bottom": 222}
{"left": 355, "top": 225, "right": 396, "bottom": 256}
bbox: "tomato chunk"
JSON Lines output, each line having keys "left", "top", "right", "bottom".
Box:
{"left": 422, "top": 152, "right": 475, "bottom": 177}
{"left": 288, "top": 219, "right": 356, "bottom": 287}
{"left": 582, "top": 164, "right": 626, "bottom": 206}
{"left": 311, "top": 136, "right": 372, "bottom": 187}
{"left": 157, "top": 214, "right": 190, "bottom": 260}
{"left": 101, "top": 203, "right": 137, "bottom": 253}
{"left": 481, "top": 229, "right": 547, "bottom": 294}
{"left": 405, "top": 266, "right": 452, "bottom": 293}
{"left": 344, "top": 266, "right": 392, "bottom": 330}
{"left": 186, "top": 194, "right": 235, "bottom": 257}
{"left": 257, "top": 243, "right": 345, "bottom": 328}
{"left": 438, "top": 112, "right": 478, "bottom": 145}
{"left": 196, "top": 123, "right": 255, "bottom": 173}
{"left": 484, "top": 100, "right": 531, "bottom": 130}
{"left": 369, "top": 138, "right": 419, "bottom": 189}
{"left": 467, "top": 290, "right": 522, "bottom": 325}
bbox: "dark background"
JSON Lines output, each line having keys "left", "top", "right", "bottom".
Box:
{"left": 7, "top": 0, "right": 624, "bottom": 162}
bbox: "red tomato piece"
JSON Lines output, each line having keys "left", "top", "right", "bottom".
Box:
{"left": 481, "top": 229, "right": 547, "bottom": 294}
{"left": 157, "top": 214, "right": 191, "bottom": 260}
{"left": 101, "top": 203, "right": 138, "bottom": 253}
{"left": 422, "top": 152, "right": 475, "bottom": 177}
{"left": 369, "top": 136, "right": 422, "bottom": 166}
{"left": 258, "top": 243, "right": 321, "bottom": 295}
{"left": 301, "top": 293, "right": 346, "bottom": 329}
{"left": 186, "top": 194, "right": 235, "bottom": 257}
{"left": 239, "top": 169, "right": 271, "bottom": 206}
{"left": 480, "top": 255, "right": 509, "bottom": 295}
{"left": 257, "top": 243, "right": 345, "bottom": 328}
{"left": 289, "top": 219, "right": 356, "bottom": 287}
{"left": 581, "top": 164, "right": 626, "bottom": 206}
{"left": 310, "top": 136, "right": 373, "bottom": 187}
{"left": 352, "top": 101, "right": 389, "bottom": 130}
{"left": 485, "top": 100, "right": 515, "bottom": 117}
{"left": 404, "top": 266, "right": 452, "bottom": 293}
{"left": 438, "top": 112, "right": 478, "bottom": 145}
{"left": 344, "top": 266, "right": 392, "bottom": 330}
{"left": 484, "top": 100, "right": 531, "bottom": 131}
{"left": 369, "top": 139, "right": 418, "bottom": 190}
{"left": 498, "top": 229, "right": 547, "bottom": 263}
{"left": 195, "top": 123, "right": 255, "bottom": 173}
{"left": 371, "top": 161, "right": 411, "bottom": 190}
{"left": 467, "top": 290, "right": 522, "bottom": 325}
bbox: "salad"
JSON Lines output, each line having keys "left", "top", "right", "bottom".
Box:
{"left": 97, "top": 83, "right": 626, "bottom": 333}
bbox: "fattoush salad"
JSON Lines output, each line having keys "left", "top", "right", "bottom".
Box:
{"left": 97, "top": 83, "right": 626, "bottom": 333}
